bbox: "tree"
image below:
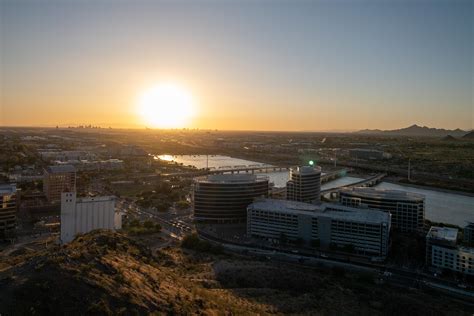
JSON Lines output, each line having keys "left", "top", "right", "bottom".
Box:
{"left": 129, "top": 219, "right": 140, "bottom": 227}
{"left": 143, "top": 220, "right": 155, "bottom": 230}
{"left": 175, "top": 200, "right": 190, "bottom": 210}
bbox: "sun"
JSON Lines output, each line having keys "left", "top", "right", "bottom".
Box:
{"left": 137, "top": 83, "right": 196, "bottom": 128}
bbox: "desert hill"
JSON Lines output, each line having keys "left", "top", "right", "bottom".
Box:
{"left": 442, "top": 135, "right": 458, "bottom": 141}
{"left": 463, "top": 130, "right": 474, "bottom": 139}
{"left": 0, "top": 230, "right": 471, "bottom": 315}
{"left": 356, "top": 124, "right": 467, "bottom": 137}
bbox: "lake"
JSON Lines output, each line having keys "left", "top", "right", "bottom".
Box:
{"left": 375, "top": 182, "right": 473, "bottom": 227}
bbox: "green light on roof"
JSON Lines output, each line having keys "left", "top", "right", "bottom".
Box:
{"left": 309, "top": 160, "right": 314, "bottom": 166}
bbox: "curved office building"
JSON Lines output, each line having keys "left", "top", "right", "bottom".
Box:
{"left": 286, "top": 166, "right": 322, "bottom": 203}
{"left": 340, "top": 187, "right": 425, "bottom": 232}
{"left": 193, "top": 174, "right": 269, "bottom": 222}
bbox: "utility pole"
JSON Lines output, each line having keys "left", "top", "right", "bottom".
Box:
{"left": 206, "top": 154, "right": 209, "bottom": 170}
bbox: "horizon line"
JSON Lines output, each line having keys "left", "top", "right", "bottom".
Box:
{"left": 0, "top": 124, "right": 471, "bottom": 134}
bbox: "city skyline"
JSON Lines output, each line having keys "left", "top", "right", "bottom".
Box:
{"left": 1, "top": 0, "right": 472, "bottom": 131}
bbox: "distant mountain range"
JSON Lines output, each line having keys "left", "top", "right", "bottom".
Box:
{"left": 463, "top": 130, "right": 474, "bottom": 139}
{"left": 355, "top": 124, "right": 471, "bottom": 138}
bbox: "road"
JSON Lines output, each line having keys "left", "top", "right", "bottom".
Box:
{"left": 198, "top": 230, "right": 474, "bottom": 302}
{"left": 116, "top": 198, "right": 194, "bottom": 241}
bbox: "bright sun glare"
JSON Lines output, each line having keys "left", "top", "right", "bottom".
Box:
{"left": 138, "top": 83, "right": 196, "bottom": 128}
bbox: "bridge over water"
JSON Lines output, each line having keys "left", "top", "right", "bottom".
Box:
{"left": 207, "top": 165, "right": 289, "bottom": 174}
{"left": 321, "top": 173, "right": 387, "bottom": 200}
{"left": 162, "top": 164, "right": 351, "bottom": 181}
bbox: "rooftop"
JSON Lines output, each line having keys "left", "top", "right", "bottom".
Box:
{"left": 196, "top": 174, "right": 269, "bottom": 184}
{"left": 78, "top": 196, "right": 116, "bottom": 203}
{"left": 248, "top": 199, "right": 390, "bottom": 224}
{"left": 249, "top": 198, "right": 320, "bottom": 213}
{"left": 458, "top": 246, "right": 474, "bottom": 255}
{"left": 291, "top": 165, "right": 322, "bottom": 175}
{"left": 340, "top": 187, "right": 425, "bottom": 202}
{"left": 427, "top": 226, "right": 458, "bottom": 242}
{"left": 46, "top": 165, "right": 76, "bottom": 173}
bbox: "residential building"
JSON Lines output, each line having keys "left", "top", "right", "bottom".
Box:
{"left": 43, "top": 165, "right": 76, "bottom": 203}
{"left": 193, "top": 174, "right": 269, "bottom": 223}
{"left": 60, "top": 192, "right": 120, "bottom": 243}
{"left": 0, "top": 184, "right": 18, "bottom": 237}
{"left": 340, "top": 187, "right": 425, "bottom": 232}
{"left": 247, "top": 199, "right": 391, "bottom": 259}
{"left": 286, "top": 166, "right": 321, "bottom": 203}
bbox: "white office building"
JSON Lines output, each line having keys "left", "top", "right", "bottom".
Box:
{"left": 426, "top": 226, "right": 474, "bottom": 275}
{"left": 60, "top": 192, "right": 121, "bottom": 243}
{"left": 431, "top": 245, "right": 474, "bottom": 276}
{"left": 340, "top": 187, "right": 425, "bottom": 233}
{"left": 247, "top": 199, "right": 391, "bottom": 258}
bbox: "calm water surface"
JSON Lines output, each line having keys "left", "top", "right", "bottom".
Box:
{"left": 375, "top": 182, "right": 474, "bottom": 227}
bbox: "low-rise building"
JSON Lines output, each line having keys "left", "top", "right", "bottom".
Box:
{"left": 425, "top": 226, "right": 473, "bottom": 275}
{"left": 430, "top": 245, "right": 474, "bottom": 276}
{"left": 60, "top": 192, "right": 121, "bottom": 243}
{"left": 426, "top": 226, "right": 458, "bottom": 263}
{"left": 43, "top": 165, "right": 76, "bottom": 203}
{"left": 247, "top": 199, "right": 391, "bottom": 259}
{"left": 0, "top": 184, "right": 18, "bottom": 237}
{"left": 54, "top": 158, "right": 124, "bottom": 171}
{"left": 340, "top": 187, "right": 425, "bottom": 232}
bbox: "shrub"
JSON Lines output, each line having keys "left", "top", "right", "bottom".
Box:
{"left": 125, "top": 220, "right": 161, "bottom": 235}
{"left": 175, "top": 200, "right": 190, "bottom": 210}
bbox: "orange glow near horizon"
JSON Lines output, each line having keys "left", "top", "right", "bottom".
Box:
{"left": 136, "top": 83, "right": 196, "bottom": 129}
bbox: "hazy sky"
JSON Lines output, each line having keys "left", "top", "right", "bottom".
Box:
{"left": 1, "top": 0, "right": 472, "bottom": 131}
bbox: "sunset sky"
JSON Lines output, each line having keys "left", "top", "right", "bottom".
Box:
{"left": 1, "top": 0, "right": 472, "bottom": 131}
